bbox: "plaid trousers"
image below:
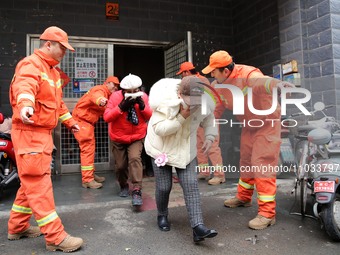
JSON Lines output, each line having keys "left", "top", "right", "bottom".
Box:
{"left": 152, "top": 159, "right": 203, "bottom": 228}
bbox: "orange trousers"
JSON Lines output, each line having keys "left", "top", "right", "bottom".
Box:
{"left": 196, "top": 126, "right": 224, "bottom": 177}
{"left": 73, "top": 119, "right": 96, "bottom": 183}
{"left": 236, "top": 124, "right": 281, "bottom": 218}
{"left": 8, "top": 129, "right": 67, "bottom": 245}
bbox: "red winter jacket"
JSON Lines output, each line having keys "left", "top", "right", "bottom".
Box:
{"left": 103, "top": 90, "right": 152, "bottom": 144}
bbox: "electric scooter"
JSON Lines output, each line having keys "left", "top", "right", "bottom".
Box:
{"left": 291, "top": 102, "right": 340, "bottom": 241}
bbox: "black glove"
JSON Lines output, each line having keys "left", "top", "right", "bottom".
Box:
{"left": 119, "top": 97, "right": 134, "bottom": 112}
{"left": 136, "top": 96, "right": 145, "bottom": 110}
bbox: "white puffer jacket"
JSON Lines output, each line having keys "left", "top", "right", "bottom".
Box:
{"left": 145, "top": 78, "right": 217, "bottom": 169}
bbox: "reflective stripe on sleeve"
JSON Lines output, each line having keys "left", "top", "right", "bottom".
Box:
{"left": 17, "top": 94, "right": 35, "bottom": 104}
{"left": 59, "top": 112, "right": 72, "bottom": 122}
{"left": 242, "top": 86, "right": 248, "bottom": 96}
{"left": 264, "top": 79, "right": 271, "bottom": 94}
{"left": 96, "top": 97, "right": 104, "bottom": 106}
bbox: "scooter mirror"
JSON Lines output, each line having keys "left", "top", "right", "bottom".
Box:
{"left": 314, "top": 102, "right": 325, "bottom": 111}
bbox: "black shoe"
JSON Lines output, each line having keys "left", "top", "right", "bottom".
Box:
{"left": 132, "top": 189, "right": 143, "bottom": 206}
{"left": 193, "top": 224, "right": 218, "bottom": 243}
{"left": 157, "top": 216, "right": 170, "bottom": 231}
{"left": 119, "top": 184, "right": 129, "bottom": 197}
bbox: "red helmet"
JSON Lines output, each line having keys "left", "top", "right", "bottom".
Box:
{"left": 0, "top": 113, "right": 4, "bottom": 124}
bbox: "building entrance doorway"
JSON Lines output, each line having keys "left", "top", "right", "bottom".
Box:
{"left": 114, "top": 46, "right": 164, "bottom": 94}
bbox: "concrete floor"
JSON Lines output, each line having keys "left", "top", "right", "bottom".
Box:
{"left": 0, "top": 171, "right": 340, "bottom": 255}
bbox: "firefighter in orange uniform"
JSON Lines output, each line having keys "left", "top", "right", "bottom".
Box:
{"left": 72, "top": 76, "right": 120, "bottom": 189}
{"left": 177, "top": 62, "right": 225, "bottom": 185}
{"left": 7, "top": 26, "right": 83, "bottom": 252}
{"left": 202, "top": 50, "right": 294, "bottom": 229}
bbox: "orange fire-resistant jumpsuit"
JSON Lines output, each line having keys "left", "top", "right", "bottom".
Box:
{"left": 8, "top": 49, "right": 77, "bottom": 245}
{"left": 215, "top": 64, "right": 281, "bottom": 218}
{"left": 72, "top": 85, "right": 112, "bottom": 183}
{"left": 195, "top": 74, "right": 224, "bottom": 177}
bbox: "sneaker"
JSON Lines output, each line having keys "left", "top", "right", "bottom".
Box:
{"left": 208, "top": 176, "right": 225, "bottom": 185}
{"left": 119, "top": 185, "right": 129, "bottom": 197}
{"left": 132, "top": 189, "right": 143, "bottom": 206}
{"left": 224, "top": 197, "right": 251, "bottom": 208}
{"left": 94, "top": 174, "right": 105, "bottom": 183}
{"left": 46, "top": 235, "right": 83, "bottom": 252}
{"left": 248, "top": 214, "right": 276, "bottom": 230}
{"left": 82, "top": 180, "right": 102, "bottom": 189}
{"left": 8, "top": 226, "right": 42, "bottom": 240}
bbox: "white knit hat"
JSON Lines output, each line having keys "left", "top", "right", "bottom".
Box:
{"left": 120, "top": 74, "right": 142, "bottom": 89}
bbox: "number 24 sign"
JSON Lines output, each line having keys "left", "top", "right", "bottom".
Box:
{"left": 106, "top": 3, "right": 119, "bottom": 20}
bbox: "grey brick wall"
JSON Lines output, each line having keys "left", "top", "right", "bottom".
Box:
{"left": 232, "top": 0, "right": 281, "bottom": 75}
{"left": 278, "top": 0, "right": 340, "bottom": 118}
{"left": 331, "top": 0, "right": 340, "bottom": 119}
{"left": 278, "top": 0, "right": 304, "bottom": 77}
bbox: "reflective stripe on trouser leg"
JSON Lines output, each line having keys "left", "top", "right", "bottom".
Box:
{"left": 8, "top": 130, "right": 68, "bottom": 245}
{"left": 8, "top": 194, "right": 32, "bottom": 234}
{"left": 236, "top": 178, "right": 255, "bottom": 202}
{"left": 256, "top": 178, "right": 276, "bottom": 218}
{"left": 73, "top": 120, "right": 96, "bottom": 183}
{"left": 36, "top": 211, "right": 59, "bottom": 227}
{"left": 16, "top": 153, "right": 67, "bottom": 244}
{"left": 81, "top": 165, "right": 94, "bottom": 183}
{"left": 249, "top": 126, "right": 280, "bottom": 218}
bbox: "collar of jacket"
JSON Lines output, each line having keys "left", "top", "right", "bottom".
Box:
{"left": 34, "top": 49, "right": 59, "bottom": 67}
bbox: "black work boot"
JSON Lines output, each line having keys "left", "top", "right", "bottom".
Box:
{"left": 157, "top": 216, "right": 170, "bottom": 231}
{"left": 193, "top": 224, "right": 218, "bottom": 243}
{"left": 131, "top": 189, "right": 143, "bottom": 206}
